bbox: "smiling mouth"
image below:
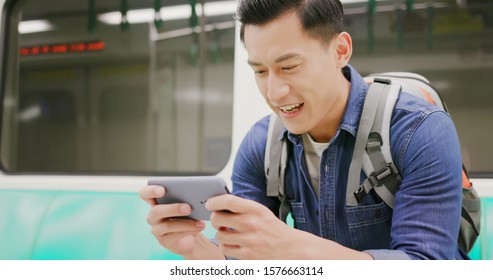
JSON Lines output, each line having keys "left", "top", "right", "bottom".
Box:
{"left": 279, "top": 103, "right": 303, "bottom": 113}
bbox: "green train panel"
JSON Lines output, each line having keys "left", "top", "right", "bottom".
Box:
{"left": 0, "top": 190, "right": 491, "bottom": 260}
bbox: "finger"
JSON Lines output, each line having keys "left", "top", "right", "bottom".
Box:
{"left": 209, "top": 211, "right": 251, "bottom": 232}
{"left": 151, "top": 219, "right": 205, "bottom": 237}
{"left": 157, "top": 232, "right": 200, "bottom": 255}
{"left": 147, "top": 203, "right": 192, "bottom": 225}
{"left": 173, "top": 235, "right": 197, "bottom": 255}
{"left": 215, "top": 227, "right": 249, "bottom": 247}
{"left": 139, "top": 185, "right": 165, "bottom": 206}
{"left": 205, "top": 194, "right": 257, "bottom": 214}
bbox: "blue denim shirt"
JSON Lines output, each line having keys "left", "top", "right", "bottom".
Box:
{"left": 231, "top": 65, "right": 465, "bottom": 259}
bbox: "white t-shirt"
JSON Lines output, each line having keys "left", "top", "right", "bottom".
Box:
{"left": 301, "top": 133, "right": 329, "bottom": 199}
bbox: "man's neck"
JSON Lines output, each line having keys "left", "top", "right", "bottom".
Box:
{"left": 308, "top": 76, "right": 351, "bottom": 143}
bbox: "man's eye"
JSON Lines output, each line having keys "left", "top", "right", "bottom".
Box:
{"left": 282, "top": 65, "right": 298, "bottom": 71}
{"left": 255, "top": 70, "right": 266, "bottom": 75}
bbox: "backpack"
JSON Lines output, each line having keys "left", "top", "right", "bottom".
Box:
{"left": 264, "top": 72, "right": 481, "bottom": 254}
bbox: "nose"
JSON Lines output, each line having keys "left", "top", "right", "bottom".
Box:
{"left": 266, "top": 73, "right": 289, "bottom": 102}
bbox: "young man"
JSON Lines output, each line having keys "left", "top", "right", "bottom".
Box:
{"left": 140, "top": 0, "right": 464, "bottom": 259}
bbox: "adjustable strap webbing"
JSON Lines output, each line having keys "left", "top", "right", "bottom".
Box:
{"left": 347, "top": 81, "right": 402, "bottom": 207}
{"left": 265, "top": 114, "right": 285, "bottom": 197}
{"left": 264, "top": 114, "right": 289, "bottom": 222}
{"left": 361, "top": 81, "right": 402, "bottom": 208}
{"left": 346, "top": 82, "right": 387, "bottom": 206}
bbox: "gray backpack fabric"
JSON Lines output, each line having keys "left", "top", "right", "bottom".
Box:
{"left": 264, "top": 72, "right": 481, "bottom": 253}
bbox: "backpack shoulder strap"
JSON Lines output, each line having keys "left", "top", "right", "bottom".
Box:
{"left": 265, "top": 113, "right": 284, "bottom": 196}
{"left": 350, "top": 73, "right": 481, "bottom": 253}
{"left": 369, "top": 72, "right": 446, "bottom": 111}
{"left": 264, "top": 114, "right": 289, "bottom": 222}
{"left": 346, "top": 79, "right": 402, "bottom": 208}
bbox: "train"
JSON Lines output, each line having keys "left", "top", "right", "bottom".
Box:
{"left": 0, "top": 0, "right": 492, "bottom": 260}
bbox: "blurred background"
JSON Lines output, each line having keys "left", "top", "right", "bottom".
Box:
{"left": 0, "top": 0, "right": 491, "bottom": 260}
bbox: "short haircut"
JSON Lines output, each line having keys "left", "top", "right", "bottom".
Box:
{"left": 235, "top": 0, "right": 345, "bottom": 46}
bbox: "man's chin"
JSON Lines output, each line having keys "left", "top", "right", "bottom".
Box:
{"left": 282, "top": 124, "right": 307, "bottom": 135}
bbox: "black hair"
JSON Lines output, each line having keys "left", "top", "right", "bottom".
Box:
{"left": 235, "top": 0, "right": 345, "bottom": 46}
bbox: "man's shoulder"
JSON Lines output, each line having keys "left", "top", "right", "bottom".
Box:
{"left": 394, "top": 91, "right": 448, "bottom": 117}
{"left": 238, "top": 115, "right": 271, "bottom": 153}
{"left": 233, "top": 115, "right": 272, "bottom": 180}
{"left": 249, "top": 114, "right": 271, "bottom": 137}
{"left": 391, "top": 91, "right": 454, "bottom": 138}
{"left": 390, "top": 91, "right": 456, "bottom": 166}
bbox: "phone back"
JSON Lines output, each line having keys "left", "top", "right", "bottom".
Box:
{"left": 148, "top": 176, "right": 229, "bottom": 220}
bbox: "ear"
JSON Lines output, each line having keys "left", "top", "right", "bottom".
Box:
{"left": 334, "top": 32, "right": 352, "bottom": 68}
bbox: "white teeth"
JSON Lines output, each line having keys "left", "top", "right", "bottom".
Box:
{"left": 279, "top": 103, "right": 302, "bottom": 112}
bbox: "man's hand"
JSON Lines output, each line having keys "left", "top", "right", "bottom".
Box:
{"left": 139, "top": 185, "right": 224, "bottom": 259}
{"left": 205, "top": 194, "right": 374, "bottom": 260}
{"left": 205, "top": 194, "right": 299, "bottom": 259}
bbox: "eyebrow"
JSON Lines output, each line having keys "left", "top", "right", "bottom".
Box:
{"left": 247, "top": 53, "right": 301, "bottom": 67}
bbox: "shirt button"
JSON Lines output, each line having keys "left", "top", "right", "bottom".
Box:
{"left": 375, "top": 209, "right": 382, "bottom": 218}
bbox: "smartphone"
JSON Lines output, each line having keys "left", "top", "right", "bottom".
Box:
{"left": 147, "top": 176, "right": 230, "bottom": 220}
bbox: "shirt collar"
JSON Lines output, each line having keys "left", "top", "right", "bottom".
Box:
{"left": 338, "top": 64, "right": 368, "bottom": 137}
{"left": 282, "top": 64, "right": 367, "bottom": 143}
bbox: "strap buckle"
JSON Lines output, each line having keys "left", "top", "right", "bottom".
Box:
{"left": 353, "top": 163, "right": 401, "bottom": 203}
{"left": 373, "top": 77, "right": 392, "bottom": 85}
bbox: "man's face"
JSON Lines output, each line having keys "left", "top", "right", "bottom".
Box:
{"left": 243, "top": 12, "right": 349, "bottom": 140}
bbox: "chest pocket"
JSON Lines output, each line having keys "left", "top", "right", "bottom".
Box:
{"left": 345, "top": 201, "right": 393, "bottom": 250}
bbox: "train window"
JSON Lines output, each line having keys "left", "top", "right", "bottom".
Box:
{"left": 0, "top": 0, "right": 236, "bottom": 174}
{"left": 344, "top": 0, "right": 493, "bottom": 175}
